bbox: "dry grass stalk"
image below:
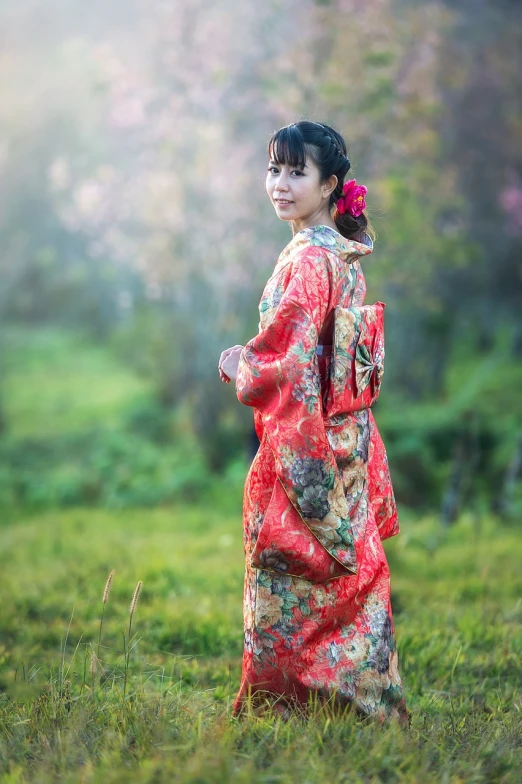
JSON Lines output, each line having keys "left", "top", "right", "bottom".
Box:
{"left": 124, "top": 580, "right": 143, "bottom": 697}
{"left": 130, "top": 580, "right": 142, "bottom": 617}
{"left": 97, "top": 569, "right": 116, "bottom": 660}
{"left": 90, "top": 651, "right": 98, "bottom": 681}
{"left": 103, "top": 569, "right": 115, "bottom": 604}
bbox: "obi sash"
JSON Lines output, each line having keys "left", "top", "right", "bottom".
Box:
{"left": 317, "top": 302, "right": 386, "bottom": 418}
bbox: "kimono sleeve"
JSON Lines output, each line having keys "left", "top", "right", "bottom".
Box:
{"left": 236, "top": 249, "right": 357, "bottom": 574}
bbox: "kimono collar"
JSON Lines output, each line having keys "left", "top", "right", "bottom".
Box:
{"left": 290, "top": 225, "right": 373, "bottom": 260}
{"left": 272, "top": 225, "right": 373, "bottom": 280}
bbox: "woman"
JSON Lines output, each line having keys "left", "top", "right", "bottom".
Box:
{"left": 218, "top": 121, "right": 408, "bottom": 724}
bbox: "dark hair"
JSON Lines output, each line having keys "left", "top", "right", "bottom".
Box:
{"left": 268, "top": 121, "right": 374, "bottom": 242}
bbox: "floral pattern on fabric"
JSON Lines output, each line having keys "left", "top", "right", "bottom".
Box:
{"left": 325, "top": 302, "right": 386, "bottom": 417}
{"left": 233, "top": 225, "right": 407, "bottom": 724}
{"left": 368, "top": 410, "right": 399, "bottom": 541}
{"left": 237, "top": 247, "right": 360, "bottom": 574}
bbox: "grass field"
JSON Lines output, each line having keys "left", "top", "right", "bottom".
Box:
{"left": 0, "top": 503, "right": 520, "bottom": 783}
{"left": 0, "top": 327, "right": 520, "bottom": 781}
{"left": 2, "top": 328, "right": 153, "bottom": 439}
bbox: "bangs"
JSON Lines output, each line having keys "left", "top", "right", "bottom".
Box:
{"left": 268, "top": 125, "right": 307, "bottom": 169}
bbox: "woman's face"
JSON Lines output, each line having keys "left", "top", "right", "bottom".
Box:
{"left": 266, "top": 154, "right": 337, "bottom": 224}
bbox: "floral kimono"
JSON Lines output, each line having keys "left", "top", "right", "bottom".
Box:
{"left": 233, "top": 225, "right": 408, "bottom": 724}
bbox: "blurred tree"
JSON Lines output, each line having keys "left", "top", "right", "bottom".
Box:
{"left": 0, "top": 0, "right": 520, "bottom": 503}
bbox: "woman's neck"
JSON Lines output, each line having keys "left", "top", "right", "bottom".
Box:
{"left": 290, "top": 207, "right": 337, "bottom": 236}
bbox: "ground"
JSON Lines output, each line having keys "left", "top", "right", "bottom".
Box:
{"left": 0, "top": 504, "right": 520, "bottom": 783}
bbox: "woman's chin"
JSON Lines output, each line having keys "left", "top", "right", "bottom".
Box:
{"left": 274, "top": 206, "right": 297, "bottom": 222}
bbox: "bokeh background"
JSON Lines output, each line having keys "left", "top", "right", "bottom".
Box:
{"left": 1, "top": 0, "right": 521, "bottom": 519}
{"left": 0, "top": 2, "right": 521, "bottom": 781}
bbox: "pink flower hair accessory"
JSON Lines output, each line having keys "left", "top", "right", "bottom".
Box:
{"left": 336, "top": 178, "right": 368, "bottom": 218}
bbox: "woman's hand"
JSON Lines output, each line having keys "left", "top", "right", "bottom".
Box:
{"left": 218, "top": 344, "right": 245, "bottom": 383}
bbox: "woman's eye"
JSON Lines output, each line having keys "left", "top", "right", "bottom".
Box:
{"left": 291, "top": 170, "right": 304, "bottom": 177}
{"left": 267, "top": 166, "right": 279, "bottom": 174}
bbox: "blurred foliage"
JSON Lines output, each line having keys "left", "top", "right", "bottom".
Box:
{"left": 0, "top": 427, "right": 204, "bottom": 509}
{"left": 0, "top": 0, "right": 520, "bottom": 517}
{"left": 0, "top": 328, "right": 247, "bottom": 511}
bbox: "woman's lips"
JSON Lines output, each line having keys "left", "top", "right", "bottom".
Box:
{"left": 275, "top": 199, "right": 293, "bottom": 206}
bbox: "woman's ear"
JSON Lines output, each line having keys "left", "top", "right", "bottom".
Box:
{"left": 322, "top": 174, "right": 338, "bottom": 199}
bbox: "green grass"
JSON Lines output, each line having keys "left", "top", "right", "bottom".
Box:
{"left": 0, "top": 503, "right": 520, "bottom": 782}
{"left": 0, "top": 326, "right": 520, "bottom": 780}
{"left": 2, "top": 327, "right": 152, "bottom": 437}
{"left": 0, "top": 326, "right": 211, "bottom": 510}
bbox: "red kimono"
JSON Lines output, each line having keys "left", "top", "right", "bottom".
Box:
{"left": 233, "top": 225, "right": 408, "bottom": 723}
